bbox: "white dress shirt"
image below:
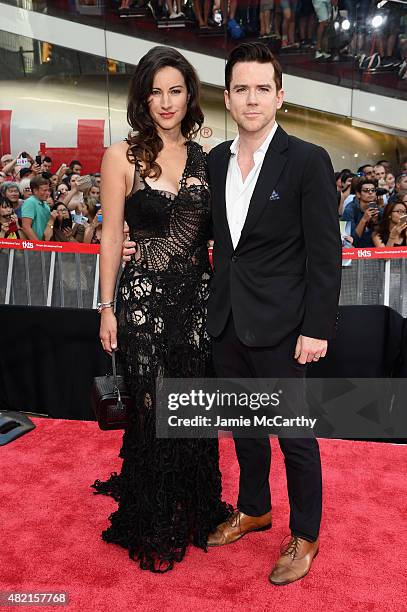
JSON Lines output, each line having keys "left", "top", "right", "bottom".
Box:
{"left": 226, "top": 122, "right": 278, "bottom": 249}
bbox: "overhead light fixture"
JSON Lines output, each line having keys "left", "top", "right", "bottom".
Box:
{"left": 372, "top": 14, "right": 384, "bottom": 28}
{"left": 369, "top": 105, "right": 376, "bottom": 112}
{"left": 377, "top": 0, "right": 387, "bottom": 8}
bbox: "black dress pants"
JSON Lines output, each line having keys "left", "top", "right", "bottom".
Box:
{"left": 212, "top": 314, "right": 322, "bottom": 542}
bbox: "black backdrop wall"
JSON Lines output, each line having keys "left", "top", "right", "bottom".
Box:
{"left": 0, "top": 305, "right": 406, "bottom": 421}
{"left": 0, "top": 306, "right": 110, "bottom": 420}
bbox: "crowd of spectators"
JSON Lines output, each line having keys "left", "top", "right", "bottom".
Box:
{"left": 0, "top": 152, "right": 102, "bottom": 245}
{"left": 337, "top": 158, "right": 407, "bottom": 249}
{"left": 2, "top": 147, "right": 407, "bottom": 251}
{"left": 115, "top": 0, "right": 407, "bottom": 66}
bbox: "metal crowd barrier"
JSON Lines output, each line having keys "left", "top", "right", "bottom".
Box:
{"left": 0, "top": 240, "right": 100, "bottom": 309}
{"left": 1, "top": 240, "right": 407, "bottom": 316}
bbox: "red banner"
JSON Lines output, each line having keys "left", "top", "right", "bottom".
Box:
{"left": 2, "top": 240, "right": 407, "bottom": 260}
{"left": 341, "top": 247, "right": 407, "bottom": 259}
{"left": 0, "top": 239, "right": 100, "bottom": 254}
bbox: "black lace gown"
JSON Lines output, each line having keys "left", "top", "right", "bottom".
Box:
{"left": 92, "top": 141, "right": 231, "bottom": 572}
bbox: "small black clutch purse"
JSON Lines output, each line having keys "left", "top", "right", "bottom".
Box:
{"left": 92, "top": 351, "right": 132, "bottom": 430}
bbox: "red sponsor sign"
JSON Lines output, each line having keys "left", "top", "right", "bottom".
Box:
{"left": 342, "top": 247, "right": 407, "bottom": 259}
{"left": 0, "top": 239, "right": 100, "bottom": 254}
{"left": 2, "top": 240, "right": 407, "bottom": 260}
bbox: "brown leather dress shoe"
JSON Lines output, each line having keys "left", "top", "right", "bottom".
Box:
{"left": 268, "top": 535, "right": 319, "bottom": 586}
{"left": 207, "top": 510, "right": 272, "bottom": 547}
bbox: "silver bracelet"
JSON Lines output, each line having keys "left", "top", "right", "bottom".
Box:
{"left": 97, "top": 300, "right": 115, "bottom": 314}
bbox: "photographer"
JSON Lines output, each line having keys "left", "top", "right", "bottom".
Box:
{"left": 54, "top": 183, "right": 69, "bottom": 203}
{"left": 1, "top": 153, "right": 20, "bottom": 179}
{"left": 65, "top": 175, "right": 92, "bottom": 224}
{"left": 82, "top": 198, "right": 102, "bottom": 244}
{"left": 342, "top": 177, "right": 381, "bottom": 247}
{"left": 0, "top": 199, "right": 24, "bottom": 239}
{"left": 44, "top": 202, "right": 85, "bottom": 243}
{"left": 372, "top": 197, "right": 407, "bottom": 247}
{"left": 1, "top": 154, "right": 15, "bottom": 178}
{"left": 55, "top": 163, "right": 69, "bottom": 185}
{"left": 2, "top": 152, "right": 41, "bottom": 181}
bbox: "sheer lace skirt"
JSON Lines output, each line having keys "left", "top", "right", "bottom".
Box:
{"left": 91, "top": 269, "right": 231, "bottom": 572}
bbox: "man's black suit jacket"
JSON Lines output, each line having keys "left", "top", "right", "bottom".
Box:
{"left": 206, "top": 125, "right": 342, "bottom": 347}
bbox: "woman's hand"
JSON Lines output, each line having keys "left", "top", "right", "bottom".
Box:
{"left": 63, "top": 227, "right": 73, "bottom": 240}
{"left": 122, "top": 239, "right": 136, "bottom": 262}
{"left": 122, "top": 222, "right": 135, "bottom": 262}
{"left": 99, "top": 309, "right": 117, "bottom": 355}
{"left": 389, "top": 222, "right": 407, "bottom": 240}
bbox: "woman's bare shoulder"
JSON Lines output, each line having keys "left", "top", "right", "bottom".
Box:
{"left": 103, "top": 140, "right": 129, "bottom": 163}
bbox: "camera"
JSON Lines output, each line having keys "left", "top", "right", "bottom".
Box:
{"left": 16, "top": 154, "right": 29, "bottom": 167}
{"left": 76, "top": 175, "right": 92, "bottom": 192}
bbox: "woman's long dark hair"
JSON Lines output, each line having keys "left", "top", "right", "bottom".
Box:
{"left": 126, "top": 46, "right": 204, "bottom": 179}
{"left": 376, "top": 200, "right": 407, "bottom": 242}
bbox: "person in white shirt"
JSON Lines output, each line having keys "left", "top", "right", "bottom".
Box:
{"left": 205, "top": 42, "right": 341, "bottom": 587}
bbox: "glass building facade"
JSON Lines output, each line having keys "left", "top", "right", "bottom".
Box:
{"left": 1, "top": 0, "right": 406, "bottom": 171}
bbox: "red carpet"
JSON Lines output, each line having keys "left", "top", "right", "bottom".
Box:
{"left": 1, "top": 418, "right": 406, "bottom": 612}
